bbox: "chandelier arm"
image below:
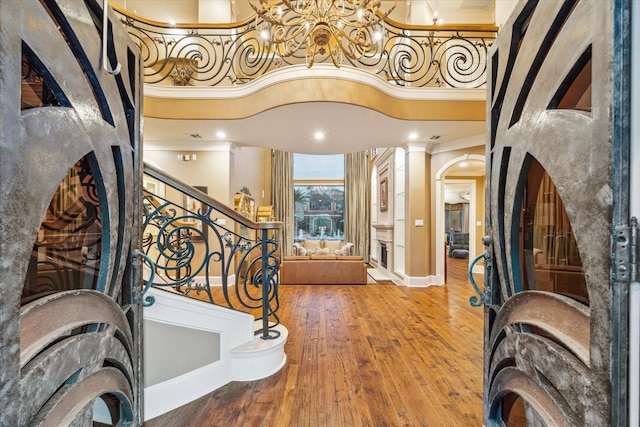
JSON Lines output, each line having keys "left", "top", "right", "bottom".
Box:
{"left": 333, "top": 26, "right": 371, "bottom": 50}
{"left": 273, "top": 26, "right": 312, "bottom": 45}
{"left": 281, "top": 0, "right": 315, "bottom": 15}
{"left": 250, "top": 0, "right": 398, "bottom": 67}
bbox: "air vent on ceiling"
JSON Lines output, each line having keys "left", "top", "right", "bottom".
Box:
{"left": 430, "top": 135, "right": 444, "bottom": 140}
{"left": 188, "top": 133, "right": 202, "bottom": 139}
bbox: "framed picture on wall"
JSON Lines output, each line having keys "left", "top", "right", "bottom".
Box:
{"left": 380, "top": 177, "right": 388, "bottom": 212}
{"left": 183, "top": 186, "right": 208, "bottom": 240}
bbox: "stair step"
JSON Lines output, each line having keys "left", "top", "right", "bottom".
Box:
{"left": 230, "top": 323, "right": 288, "bottom": 381}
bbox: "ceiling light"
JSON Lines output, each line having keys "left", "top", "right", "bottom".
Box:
{"left": 216, "top": 131, "right": 227, "bottom": 138}
{"left": 250, "top": 0, "right": 398, "bottom": 68}
{"left": 169, "top": 19, "right": 176, "bottom": 26}
{"left": 460, "top": 161, "right": 469, "bottom": 167}
{"left": 314, "top": 131, "right": 325, "bottom": 140}
{"left": 408, "top": 132, "right": 418, "bottom": 140}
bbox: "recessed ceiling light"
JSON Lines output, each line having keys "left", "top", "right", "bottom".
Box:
{"left": 460, "top": 161, "right": 469, "bottom": 167}
{"left": 216, "top": 131, "right": 227, "bottom": 138}
{"left": 314, "top": 131, "right": 325, "bottom": 141}
{"left": 408, "top": 132, "right": 418, "bottom": 140}
{"left": 169, "top": 19, "right": 176, "bottom": 26}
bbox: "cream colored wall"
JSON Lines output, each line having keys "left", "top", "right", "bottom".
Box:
{"left": 230, "top": 147, "right": 272, "bottom": 208}
{"left": 143, "top": 150, "right": 232, "bottom": 205}
{"left": 405, "top": 150, "right": 431, "bottom": 278}
{"left": 495, "top": 0, "right": 520, "bottom": 27}
{"left": 111, "top": 0, "right": 199, "bottom": 23}
{"left": 430, "top": 145, "right": 486, "bottom": 271}
{"left": 143, "top": 147, "right": 271, "bottom": 212}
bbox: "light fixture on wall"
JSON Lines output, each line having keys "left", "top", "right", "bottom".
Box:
{"left": 249, "top": 0, "right": 397, "bottom": 68}
{"left": 177, "top": 154, "right": 197, "bottom": 161}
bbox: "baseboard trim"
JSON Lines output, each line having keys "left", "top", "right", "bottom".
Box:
{"left": 403, "top": 274, "right": 445, "bottom": 287}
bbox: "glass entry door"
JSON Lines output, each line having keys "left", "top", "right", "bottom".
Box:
{"left": 0, "top": 1, "right": 143, "bottom": 424}
{"left": 483, "top": 0, "right": 630, "bottom": 425}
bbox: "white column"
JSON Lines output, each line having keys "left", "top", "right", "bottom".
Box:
{"left": 495, "top": 0, "right": 519, "bottom": 27}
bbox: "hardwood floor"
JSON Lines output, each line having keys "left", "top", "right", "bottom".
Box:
{"left": 144, "top": 257, "right": 485, "bottom": 427}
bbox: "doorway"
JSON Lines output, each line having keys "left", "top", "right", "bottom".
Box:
{"left": 435, "top": 155, "right": 485, "bottom": 284}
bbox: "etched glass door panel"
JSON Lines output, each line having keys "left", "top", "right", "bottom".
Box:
{"left": 483, "top": 0, "right": 626, "bottom": 425}
{"left": 1, "top": 1, "right": 142, "bottom": 425}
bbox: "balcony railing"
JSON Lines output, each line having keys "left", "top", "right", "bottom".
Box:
{"left": 114, "top": 6, "right": 497, "bottom": 88}
{"left": 139, "top": 163, "right": 282, "bottom": 339}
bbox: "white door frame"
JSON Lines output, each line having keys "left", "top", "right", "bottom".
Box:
{"left": 435, "top": 154, "right": 485, "bottom": 284}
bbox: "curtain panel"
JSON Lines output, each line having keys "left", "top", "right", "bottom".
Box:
{"left": 271, "top": 150, "right": 294, "bottom": 256}
{"left": 345, "top": 151, "right": 370, "bottom": 261}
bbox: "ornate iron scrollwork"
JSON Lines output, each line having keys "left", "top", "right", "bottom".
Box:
{"left": 114, "top": 7, "right": 495, "bottom": 88}
{"left": 140, "top": 181, "right": 281, "bottom": 338}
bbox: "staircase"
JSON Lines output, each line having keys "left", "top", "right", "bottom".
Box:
{"left": 139, "top": 164, "right": 286, "bottom": 421}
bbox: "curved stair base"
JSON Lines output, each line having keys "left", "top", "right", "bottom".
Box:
{"left": 231, "top": 323, "right": 288, "bottom": 381}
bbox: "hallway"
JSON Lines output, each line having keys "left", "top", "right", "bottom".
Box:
{"left": 144, "top": 258, "right": 484, "bottom": 426}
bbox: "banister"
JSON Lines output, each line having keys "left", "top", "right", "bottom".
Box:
{"left": 114, "top": 6, "right": 496, "bottom": 88}
{"left": 143, "top": 162, "right": 281, "bottom": 231}
{"left": 141, "top": 163, "right": 282, "bottom": 339}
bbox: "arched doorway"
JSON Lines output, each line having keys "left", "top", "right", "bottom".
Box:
{"left": 435, "top": 154, "right": 485, "bottom": 284}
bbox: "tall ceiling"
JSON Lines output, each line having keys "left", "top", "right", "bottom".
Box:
{"left": 116, "top": 0, "right": 495, "bottom": 156}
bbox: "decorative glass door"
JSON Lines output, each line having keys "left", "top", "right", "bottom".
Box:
{"left": 482, "top": 0, "right": 630, "bottom": 425}
{"left": 1, "top": 1, "right": 143, "bottom": 424}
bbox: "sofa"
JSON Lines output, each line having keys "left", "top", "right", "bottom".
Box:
{"left": 448, "top": 232, "right": 469, "bottom": 258}
{"left": 293, "top": 239, "right": 354, "bottom": 257}
{"left": 280, "top": 239, "right": 367, "bottom": 285}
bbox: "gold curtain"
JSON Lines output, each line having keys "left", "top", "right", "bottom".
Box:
{"left": 345, "top": 151, "right": 370, "bottom": 261}
{"left": 533, "top": 173, "right": 577, "bottom": 265}
{"left": 271, "top": 150, "right": 294, "bottom": 256}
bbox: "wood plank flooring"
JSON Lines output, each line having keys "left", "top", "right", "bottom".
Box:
{"left": 144, "top": 257, "right": 485, "bottom": 427}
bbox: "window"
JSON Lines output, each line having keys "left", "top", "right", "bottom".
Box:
{"left": 293, "top": 154, "right": 344, "bottom": 241}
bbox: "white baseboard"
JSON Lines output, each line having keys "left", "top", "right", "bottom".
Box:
{"left": 193, "top": 274, "right": 237, "bottom": 286}
{"left": 403, "top": 274, "right": 445, "bottom": 287}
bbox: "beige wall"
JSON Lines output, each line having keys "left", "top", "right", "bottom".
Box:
{"left": 111, "top": 0, "right": 199, "bottom": 23}
{"left": 405, "top": 149, "right": 431, "bottom": 278}
{"left": 230, "top": 147, "right": 272, "bottom": 208}
{"left": 143, "top": 149, "right": 232, "bottom": 205}
{"left": 144, "top": 147, "right": 271, "bottom": 212}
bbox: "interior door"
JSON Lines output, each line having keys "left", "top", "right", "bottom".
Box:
{"left": 0, "top": 1, "right": 143, "bottom": 425}
{"left": 483, "top": 0, "right": 630, "bottom": 425}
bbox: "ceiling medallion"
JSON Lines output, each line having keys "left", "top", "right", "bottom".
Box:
{"left": 250, "top": 0, "right": 397, "bottom": 68}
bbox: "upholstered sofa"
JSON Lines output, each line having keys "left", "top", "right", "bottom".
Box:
{"left": 280, "top": 240, "right": 367, "bottom": 285}
{"left": 448, "top": 232, "right": 469, "bottom": 258}
{"left": 293, "top": 239, "right": 354, "bottom": 257}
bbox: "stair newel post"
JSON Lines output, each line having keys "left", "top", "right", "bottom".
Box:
{"left": 260, "top": 228, "right": 270, "bottom": 339}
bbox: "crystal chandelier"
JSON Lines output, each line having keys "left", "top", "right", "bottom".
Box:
{"left": 250, "top": 0, "right": 398, "bottom": 68}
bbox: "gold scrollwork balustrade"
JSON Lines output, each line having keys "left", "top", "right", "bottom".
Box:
{"left": 113, "top": 5, "right": 497, "bottom": 88}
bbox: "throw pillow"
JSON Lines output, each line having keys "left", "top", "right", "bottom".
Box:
{"left": 340, "top": 243, "right": 353, "bottom": 256}
{"left": 315, "top": 247, "right": 331, "bottom": 256}
{"left": 302, "top": 239, "right": 322, "bottom": 254}
{"left": 298, "top": 246, "right": 308, "bottom": 256}
{"left": 323, "top": 239, "right": 343, "bottom": 253}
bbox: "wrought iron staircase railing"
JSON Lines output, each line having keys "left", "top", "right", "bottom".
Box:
{"left": 138, "top": 163, "right": 282, "bottom": 339}
{"left": 113, "top": 5, "right": 497, "bottom": 88}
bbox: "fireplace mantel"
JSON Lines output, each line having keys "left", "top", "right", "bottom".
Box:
{"left": 372, "top": 224, "right": 393, "bottom": 230}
